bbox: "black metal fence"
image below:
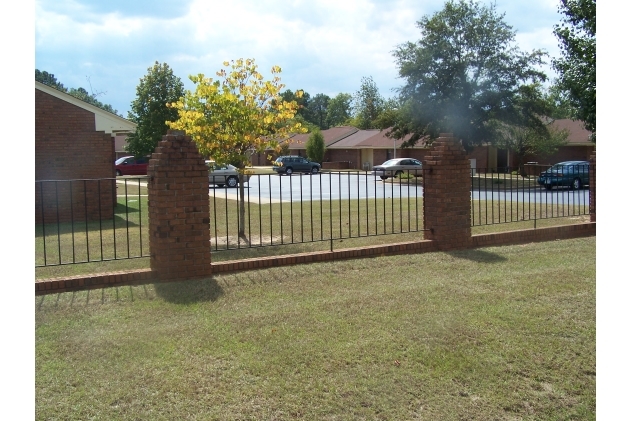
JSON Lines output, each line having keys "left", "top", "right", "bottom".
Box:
{"left": 208, "top": 171, "right": 425, "bottom": 253}
{"left": 35, "top": 177, "right": 149, "bottom": 267}
{"left": 35, "top": 165, "right": 591, "bottom": 268}
{"left": 470, "top": 165, "right": 591, "bottom": 227}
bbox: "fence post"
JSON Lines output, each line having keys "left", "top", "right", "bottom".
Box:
{"left": 148, "top": 130, "right": 212, "bottom": 281}
{"left": 422, "top": 134, "right": 472, "bottom": 251}
{"left": 589, "top": 150, "right": 596, "bottom": 222}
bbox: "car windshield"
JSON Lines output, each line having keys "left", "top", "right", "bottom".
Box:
{"left": 115, "top": 157, "right": 131, "bottom": 165}
{"left": 381, "top": 159, "right": 400, "bottom": 166}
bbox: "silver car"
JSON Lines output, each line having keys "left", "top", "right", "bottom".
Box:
{"left": 205, "top": 160, "right": 250, "bottom": 188}
{"left": 371, "top": 158, "right": 423, "bottom": 180}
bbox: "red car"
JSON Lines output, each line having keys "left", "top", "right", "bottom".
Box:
{"left": 115, "top": 156, "right": 149, "bottom": 176}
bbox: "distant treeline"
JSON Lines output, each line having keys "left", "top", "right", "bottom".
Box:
{"left": 36, "top": 69, "right": 122, "bottom": 117}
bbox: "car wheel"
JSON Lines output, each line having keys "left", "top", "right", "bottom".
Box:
{"left": 545, "top": 184, "right": 552, "bottom": 191}
{"left": 380, "top": 176, "right": 387, "bottom": 181}
{"left": 226, "top": 176, "right": 238, "bottom": 188}
{"left": 285, "top": 167, "right": 293, "bottom": 175}
{"left": 311, "top": 166, "right": 319, "bottom": 174}
{"left": 116, "top": 169, "right": 122, "bottom": 176}
{"left": 395, "top": 170, "right": 403, "bottom": 178}
{"left": 571, "top": 178, "right": 582, "bottom": 190}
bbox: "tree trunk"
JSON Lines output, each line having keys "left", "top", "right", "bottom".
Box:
{"left": 238, "top": 172, "right": 248, "bottom": 243}
{"left": 517, "top": 155, "right": 527, "bottom": 178}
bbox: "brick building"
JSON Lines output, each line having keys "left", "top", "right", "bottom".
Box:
{"left": 253, "top": 119, "right": 593, "bottom": 172}
{"left": 35, "top": 81, "right": 137, "bottom": 223}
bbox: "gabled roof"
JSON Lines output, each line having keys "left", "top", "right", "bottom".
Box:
{"left": 355, "top": 129, "right": 428, "bottom": 149}
{"left": 287, "top": 126, "right": 428, "bottom": 150}
{"left": 287, "top": 126, "right": 358, "bottom": 149}
{"left": 284, "top": 119, "right": 591, "bottom": 151}
{"left": 327, "top": 129, "right": 381, "bottom": 148}
{"left": 548, "top": 119, "right": 593, "bottom": 145}
{"left": 35, "top": 81, "right": 137, "bottom": 135}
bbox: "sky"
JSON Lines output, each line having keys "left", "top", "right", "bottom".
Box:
{"left": 35, "top": 0, "right": 565, "bottom": 117}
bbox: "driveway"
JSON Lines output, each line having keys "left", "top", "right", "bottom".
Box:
{"left": 210, "top": 172, "right": 589, "bottom": 206}
{"left": 209, "top": 172, "right": 424, "bottom": 203}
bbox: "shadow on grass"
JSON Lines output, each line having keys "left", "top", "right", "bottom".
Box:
{"left": 115, "top": 202, "right": 142, "bottom": 214}
{"left": 446, "top": 248, "right": 507, "bottom": 263}
{"left": 153, "top": 277, "right": 224, "bottom": 304}
{"left": 36, "top": 214, "right": 142, "bottom": 237}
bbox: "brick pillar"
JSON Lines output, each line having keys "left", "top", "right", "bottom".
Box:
{"left": 589, "top": 150, "right": 596, "bottom": 222}
{"left": 423, "top": 134, "right": 472, "bottom": 250}
{"left": 148, "top": 130, "right": 212, "bottom": 281}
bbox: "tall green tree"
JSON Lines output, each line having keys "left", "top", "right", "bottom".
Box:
{"left": 279, "top": 89, "right": 319, "bottom": 132}
{"left": 351, "top": 76, "right": 385, "bottom": 129}
{"left": 305, "top": 129, "right": 326, "bottom": 163}
{"left": 553, "top": 0, "right": 596, "bottom": 137}
{"left": 307, "top": 93, "right": 331, "bottom": 130}
{"left": 543, "top": 80, "right": 576, "bottom": 120}
{"left": 494, "top": 83, "right": 569, "bottom": 173}
{"left": 326, "top": 93, "right": 352, "bottom": 127}
{"left": 389, "top": 0, "right": 549, "bottom": 150}
{"left": 281, "top": 89, "right": 313, "bottom": 123}
{"left": 126, "top": 62, "right": 184, "bottom": 158}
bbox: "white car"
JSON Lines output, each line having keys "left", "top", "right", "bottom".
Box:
{"left": 371, "top": 158, "right": 423, "bottom": 180}
{"left": 205, "top": 160, "right": 250, "bottom": 188}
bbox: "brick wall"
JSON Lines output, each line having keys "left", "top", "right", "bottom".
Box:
{"left": 324, "top": 149, "right": 362, "bottom": 168}
{"left": 395, "top": 149, "right": 431, "bottom": 162}
{"left": 148, "top": 131, "right": 212, "bottom": 281}
{"left": 467, "top": 146, "right": 489, "bottom": 169}
{"left": 423, "top": 135, "right": 472, "bottom": 250}
{"left": 321, "top": 161, "right": 351, "bottom": 170}
{"left": 35, "top": 179, "right": 115, "bottom": 224}
{"left": 35, "top": 89, "right": 115, "bottom": 223}
{"left": 35, "top": 222, "right": 595, "bottom": 295}
{"left": 373, "top": 149, "right": 390, "bottom": 166}
{"left": 521, "top": 145, "right": 595, "bottom": 166}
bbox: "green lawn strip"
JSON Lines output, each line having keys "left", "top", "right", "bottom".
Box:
{"left": 36, "top": 237, "right": 595, "bottom": 420}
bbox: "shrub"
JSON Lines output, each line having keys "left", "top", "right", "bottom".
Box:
{"left": 306, "top": 129, "right": 326, "bottom": 163}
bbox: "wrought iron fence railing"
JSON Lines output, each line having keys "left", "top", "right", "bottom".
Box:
{"left": 470, "top": 165, "right": 591, "bottom": 227}
{"left": 35, "top": 171, "right": 426, "bottom": 267}
{"left": 208, "top": 170, "right": 426, "bottom": 252}
{"left": 35, "top": 177, "right": 149, "bottom": 267}
{"left": 35, "top": 165, "right": 592, "bottom": 268}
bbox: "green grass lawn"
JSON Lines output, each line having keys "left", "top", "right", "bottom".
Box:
{"left": 36, "top": 237, "right": 595, "bottom": 420}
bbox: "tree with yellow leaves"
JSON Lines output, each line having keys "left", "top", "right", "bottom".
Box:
{"left": 167, "top": 58, "right": 306, "bottom": 241}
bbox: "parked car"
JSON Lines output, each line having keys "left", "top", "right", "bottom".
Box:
{"left": 371, "top": 158, "right": 423, "bottom": 180}
{"left": 206, "top": 160, "right": 249, "bottom": 188}
{"left": 273, "top": 156, "right": 321, "bottom": 175}
{"left": 115, "top": 156, "right": 149, "bottom": 176}
{"left": 537, "top": 161, "right": 590, "bottom": 190}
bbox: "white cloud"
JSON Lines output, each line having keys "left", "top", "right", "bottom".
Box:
{"left": 36, "top": 6, "right": 149, "bottom": 47}
{"left": 35, "top": 0, "right": 564, "bottom": 115}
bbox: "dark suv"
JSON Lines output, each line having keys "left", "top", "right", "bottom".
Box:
{"left": 537, "top": 161, "right": 590, "bottom": 190}
{"left": 273, "top": 156, "right": 321, "bottom": 175}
